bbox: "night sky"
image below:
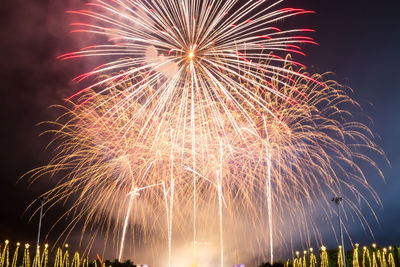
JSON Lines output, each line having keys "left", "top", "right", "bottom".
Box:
{"left": 0, "top": 0, "right": 399, "bottom": 261}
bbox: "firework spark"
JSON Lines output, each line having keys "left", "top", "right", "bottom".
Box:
{"left": 24, "top": 0, "right": 386, "bottom": 266}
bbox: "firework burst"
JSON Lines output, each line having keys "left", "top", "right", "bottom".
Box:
{"left": 58, "top": 0, "right": 317, "bottom": 124}
{"left": 27, "top": 61, "right": 384, "bottom": 266}
{"left": 24, "top": 0, "right": 386, "bottom": 266}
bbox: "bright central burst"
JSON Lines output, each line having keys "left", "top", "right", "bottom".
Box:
{"left": 188, "top": 50, "right": 194, "bottom": 60}
{"left": 27, "top": 1, "right": 385, "bottom": 267}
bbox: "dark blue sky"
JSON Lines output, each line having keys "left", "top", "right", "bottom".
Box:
{"left": 299, "top": 0, "right": 400, "bottom": 247}
{"left": 0, "top": 0, "right": 398, "bottom": 257}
